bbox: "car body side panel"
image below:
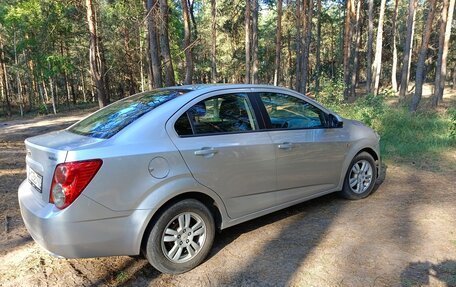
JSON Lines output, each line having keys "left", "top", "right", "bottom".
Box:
{"left": 268, "top": 128, "right": 349, "bottom": 204}
{"left": 66, "top": 142, "right": 189, "bottom": 212}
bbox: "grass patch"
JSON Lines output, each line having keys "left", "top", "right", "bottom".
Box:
{"left": 317, "top": 84, "right": 456, "bottom": 170}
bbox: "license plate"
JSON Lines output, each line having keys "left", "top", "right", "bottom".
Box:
{"left": 28, "top": 167, "right": 43, "bottom": 193}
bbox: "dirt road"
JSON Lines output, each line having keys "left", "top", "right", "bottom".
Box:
{"left": 1, "top": 112, "right": 455, "bottom": 287}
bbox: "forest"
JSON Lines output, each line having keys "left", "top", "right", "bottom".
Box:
{"left": 0, "top": 0, "right": 454, "bottom": 116}
{"left": 0, "top": 1, "right": 456, "bottom": 284}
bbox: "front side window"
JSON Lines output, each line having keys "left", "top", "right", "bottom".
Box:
{"left": 259, "top": 93, "right": 327, "bottom": 129}
{"left": 175, "top": 93, "right": 258, "bottom": 136}
{"left": 69, "top": 89, "right": 189, "bottom": 139}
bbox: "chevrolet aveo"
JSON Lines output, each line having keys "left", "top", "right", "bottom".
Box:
{"left": 19, "top": 84, "right": 381, "bottom": 274}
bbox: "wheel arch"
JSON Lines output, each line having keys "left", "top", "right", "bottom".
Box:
{"left": 139, "top": 191, "right": 223, "bottom": 255}
{"left": 338, "top": 141, "right": 380, "bottom": 189}
{"left": 358, "top": 147, "right": 379, "bottom": 162}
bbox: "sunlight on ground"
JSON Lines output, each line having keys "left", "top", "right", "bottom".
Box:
{"left": 0, "top": 115, "right": 83, "bottom": 134}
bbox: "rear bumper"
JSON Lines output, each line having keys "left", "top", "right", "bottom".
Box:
{"left": 18, "top": 180, "right": 149, "bottom": 258}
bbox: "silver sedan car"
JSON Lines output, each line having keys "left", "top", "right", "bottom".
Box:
{"left": 18, "top": 84, "right": 380, "bottom": 273}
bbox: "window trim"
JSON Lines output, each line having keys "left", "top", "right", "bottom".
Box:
{"left": 168, "top": 88, "right": 344, "bottom": 139}
{"left": 252, "top": 92, "right": 337, "bottom": 131}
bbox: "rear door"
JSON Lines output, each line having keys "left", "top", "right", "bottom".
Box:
{"left": 166, "top": 91, "right": 276, "bottom": 219}
{"left": 257, "top": 92, "right": 348, "bottom": 204}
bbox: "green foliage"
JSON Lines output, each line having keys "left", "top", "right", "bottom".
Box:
{"left": 378, "top": 108, "right": 455, "bottom": 168}
{"left": 316, "top": 76, "right": 345, "bottom": 105}
{"left": 38, "top": 103, "right": 48, "bottom": 115}
{"left": 312, "top": 79, "right": 455, "bottom": 167}
{"left": 448, "top": 107, "right": 456, "bottom": 140}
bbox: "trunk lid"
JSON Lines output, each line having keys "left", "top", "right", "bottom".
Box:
{"left": 25, "top": 130, "right": 104, "bottom": 203}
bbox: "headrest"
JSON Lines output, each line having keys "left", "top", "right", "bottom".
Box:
{"left": 219, "top": 98, "right": 241, "bottom": 119}
{"left": 189, "top": 101, "right": 206, "bottom": 117}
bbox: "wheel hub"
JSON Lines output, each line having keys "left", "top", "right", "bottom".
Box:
{"left": 161, "top": 212, "right": 207, "bottom": 263}
{"left": 349, "top": 159, "right": 373, "bottom": 194}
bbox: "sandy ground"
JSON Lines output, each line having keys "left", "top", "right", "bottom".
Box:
{"left": 0, "top": 109, "right": 455, "bottom": 287}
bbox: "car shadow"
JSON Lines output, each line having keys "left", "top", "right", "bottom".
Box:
{"left": 120, "top": 193, "right": 348, "bottom": 286}
{"left": 117, "top": 170, "right": 387, "bottom": 286}
{"left": 0, "top": 234, "right": 32, "bottom": 254}
{"left": 216, "top": 193, "right": 344, "bottom": 286}
{"left": 400, "top": 260, "right": 456, "bottom": 286}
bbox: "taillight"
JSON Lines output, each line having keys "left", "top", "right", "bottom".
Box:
{"left": 50, "top": 159, "right": 103, "bottom": 209}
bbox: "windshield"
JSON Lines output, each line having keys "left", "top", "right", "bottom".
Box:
{"left": 68, "top": 89, "right": 189, "bottom": 139}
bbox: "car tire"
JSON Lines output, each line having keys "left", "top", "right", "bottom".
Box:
{"left": 144, "top": 199, "right": 215, "bottom": 274}
{"left": 339, "top": 152, "right": 377, "bottom": 200}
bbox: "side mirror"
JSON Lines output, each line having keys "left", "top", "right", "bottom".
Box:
{"left": 328, "top": 114, "right": 343, "bottom": 128}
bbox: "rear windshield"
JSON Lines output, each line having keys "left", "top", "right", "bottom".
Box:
{"left": 68, "top": 89, "right": 189, "bottom": 139}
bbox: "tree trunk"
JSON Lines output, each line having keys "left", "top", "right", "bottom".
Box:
{"left": 181, "top": 0, "right": 193, "bottom": 84}
{"left": 355, "top": 7, "right": 363, "bottom": 88}
{"left": 41, "top": 78, "right": 53, "bottom": 115}
{"left": 391, "top": 0, "right": 399, "bottom": 92}
{"left": 85, "top": 0, "right": 108, "bottom": 108}
{"left": 453, "top": 66, "right": 456, "bottom": 89}
{"left": 350, "top": 0, "right": 361, "bottom": 97}
{"left": 145, "top": 28, "right": 154, "bottom": 90}
{"left": 79, "top": 71, "right": 86, "bottom": 103}
{"left": 399, "top": 0, "right": 418, "bottom": 101}
{"left": 58, "top": 42, "right": 70, "bottom": 109}
{"left": 366, "top": 0, "right": 373, "bottom": 93}
{"left": 407, "top": 7, "right": 416, "bottom": 86}
{"left": 409, "top": 0, "right": 437, "bottom": 112}
{"left": 146, "top": 0, "right": 162, "bottom": 88}
{"left": 49, "top": 76, "right": 57, "bottom": 114}
{"left": 287, "top": 30, "right": 293, "bottom": 88}
{"left": 64, "top": 72, "right": 71, "bottom": 108}
{"left": 0, "top": 39, "right": 11, "bottom": 116}
{"left": 300, "top": 0, "right": 313, "bottom": 94}
{"left": 29, "top": 59, "right": 44, "bottom": 112}
{"left": 295, "top": 0, "right": 302, "bottom": 90}
{"left": 123, "top": 27, "right": 137, "bottom": 96}
{"left": 159, "top": 0, "right": 176, "bottom": 86}
{"left": 273, "top": 0, "right": 282, "bottom": 86}
{"left": 343, "top": 0, "right": 354, "bottom": 99}
{"left": 139, "top": 26, "right": 145, "bottom": 92}
{"left": 372, "top": 0, "right": 386, "bottom": 95}
{"left": 251, "top": 0, "right": 259, "bottom": 84}
{"left": 297, "top": 0, "right": 308, "bottom": 93}
{"left": 245, "top": 0, "right": 251, "bottom": 84}
{"left": 13, "top": 33, "right": 23, "bottom": 116}
{"left": 315, "top": 0, "right": 322, "bottom": 95}
{"left": 211, "top": 0, "right": 217, "bottom": 83}
{"left": 432, "top": 0, "right": 455, "bottom": 106}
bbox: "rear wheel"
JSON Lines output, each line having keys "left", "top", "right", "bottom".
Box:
{"left": 339, "top": 152, "right": 377, "bottom": 200}
{"left": 144, "top": 199, "right": 215, "bottom": 274}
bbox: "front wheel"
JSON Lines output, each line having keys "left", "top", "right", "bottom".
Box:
{"left": 144, "top": 199, "right": 215, "bottom": 274}
{"left": 339, "top": 152, "right": 377, "bottom": 200}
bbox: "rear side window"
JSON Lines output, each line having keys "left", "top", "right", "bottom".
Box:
{"left": 174, "top": 113, "right": 193, "bottom": 136}
{"left": 69, "top": 89, "right": 189, "bottom": 139}
{"left": 174, "top": 93, "right": 258, "bottom": 136}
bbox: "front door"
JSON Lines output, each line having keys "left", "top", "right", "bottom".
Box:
{"left": 257, "top": 92, "right": 348, "bottom": 204}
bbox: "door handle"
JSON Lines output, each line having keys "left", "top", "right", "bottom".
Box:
{"left": 278, "top": 142, "right": 293, "bottom": 150}
{"left": 194, "top": 148, "right": 218, "bottom": 156}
